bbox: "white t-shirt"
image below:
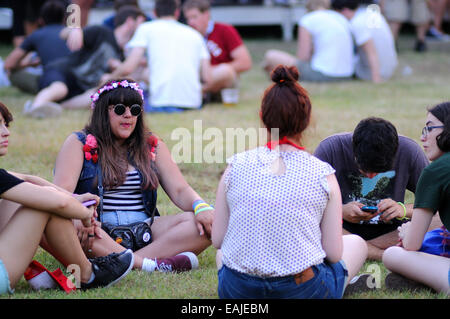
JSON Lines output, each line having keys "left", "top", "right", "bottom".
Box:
{"left": 351, "top": 7, "right": 398, "bottom": 80}
{"left": 127, "top": 19, "right": 210, "bottom": 109}
{"left": 299, "top": 10, "right": 355, "bottom": 77}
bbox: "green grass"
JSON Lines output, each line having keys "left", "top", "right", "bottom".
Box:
{"left": 0, "top": 35, "right": 449, "bottom": 299}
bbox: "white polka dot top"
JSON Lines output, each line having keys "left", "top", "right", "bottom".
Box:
{"left": 221, "top": 146, "right": 335, "bottom": 277}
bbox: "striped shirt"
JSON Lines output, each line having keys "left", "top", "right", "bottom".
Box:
{"left": 103, "top": 170, "right": 145, "bottom": 212}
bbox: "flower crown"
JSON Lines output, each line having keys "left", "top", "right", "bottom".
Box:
{"left": 90, "top": 80, "right": 144, "bottom": 109}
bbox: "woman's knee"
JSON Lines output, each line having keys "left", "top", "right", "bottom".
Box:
{"left": 382, "top": 246, "right": 405, "bottom": 270}
{"left": 344, "top": 234, "right": 368, "bottom": 258}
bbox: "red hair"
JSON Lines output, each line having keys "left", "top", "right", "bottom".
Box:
{"left": 260, "top": 65, "right": 311, "bottom": 139}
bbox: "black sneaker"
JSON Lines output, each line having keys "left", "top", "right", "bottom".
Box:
{"left": 81, "top": 249, "right": 134, "bottom": 290}
{"left": 385, "top": 272, "right": 433, "bottom": 292}
{"left": 414, "top": 40, "right": 427, "bottom": 52}
{"left": 343, "top": 274, "right": 377, "bottom": 296}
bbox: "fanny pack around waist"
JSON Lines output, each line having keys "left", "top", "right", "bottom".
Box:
{"left": 101, "top": 221, "right": 152, "bottom": 252}
{"left": 96, "top": 163, "right": 156, "bottom": 252}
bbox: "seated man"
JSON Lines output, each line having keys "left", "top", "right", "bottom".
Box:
{"left": 4, "top": 0, "right": 71, "bottom": 94}
{"left": 24, "top": 5, "right": 145, "bottom": 118}
{"left": 332, "top": 0, "right": 398, "bottom": 83}
{"left": 102, "top": 0, "right": 211, "bottom": 112}
{"left": 182, "top": 0, "right": 252, "bottom": 104}
{"left": 262, "top": 0, "right": 354, "bottom": 82}
{"left": 314, "top": 117, "right": 441, "bottom": 260}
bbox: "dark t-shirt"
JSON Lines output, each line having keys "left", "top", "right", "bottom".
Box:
{"left": 314, "top": 133, "right": 429, "bottom": 240}
{"left": 48, "top": 25, "right": 123, "bottom": 92}
{"left": 20, "top": 24, "right": 71, "bottom": 67}
{"left": 414, "top": 152, "right": 450, "bottom": 230}
{"left": 70, "top": 25, "right": 123, "bottom": 91}
{"left": 0, "top": 169, "right": 24, "bottom": 195}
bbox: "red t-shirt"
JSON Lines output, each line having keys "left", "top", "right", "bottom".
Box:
{"left": 206, "top": 22, "right": 243, "bottom": 66}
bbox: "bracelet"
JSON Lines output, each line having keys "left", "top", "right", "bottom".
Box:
{"left": 396, "top": 202, "right": 408, "bottom": 220}
{"left": 193, "top": 200, "right": 214, "bottom": 216}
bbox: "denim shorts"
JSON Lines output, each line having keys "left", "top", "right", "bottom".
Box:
{"left": 0, "top": 259, "right": 13, "bottom": 295}
{"left": 218, "top": 261, "right": 348, "bottom": 299}
{"left": 100, "top": 211, "right": 150, "bottom": 227}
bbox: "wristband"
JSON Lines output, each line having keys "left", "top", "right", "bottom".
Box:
{"left": 195, "top": 206, "right": 214, "bottom": 215}
{"left": 193, "top": 199, "right": 214, "bottom": 216}
{"left": 396, "top": 202, "right": 408, "bottom": 220}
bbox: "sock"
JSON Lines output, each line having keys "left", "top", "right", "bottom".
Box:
{"left": 87, "top": 271, "right": 95, "bottom": 284}
{"left": 141, "top": 258, "right": 157, "bottom": 273}
{"left": 27, "top": 272, "right": 58, "bottom": 290}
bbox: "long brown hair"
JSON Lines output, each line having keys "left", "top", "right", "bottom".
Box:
{"left": 85, "top": 80, "right": 159, "bottom": 190}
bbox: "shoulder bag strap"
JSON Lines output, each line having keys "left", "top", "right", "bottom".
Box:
{"left": 96, "top": 163, "right": 104, "bottom": 220}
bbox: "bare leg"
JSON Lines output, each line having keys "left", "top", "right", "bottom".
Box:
{"left": 262, "top": 49, "right": 297, "bottom": 74}
{"left": 0, "top": 208, "right": 93, "bottom": 288}
{"left": 203, "top": 64, "right": 237, "bottom": 93}
{"left": 60, "top": 89, "right": 95, "bottom": 110}
{"left": 43, "top": 215, "right": 92, "bottom": 282}
{"left": 31, "top": 81, "right": 68, "bottom": 109}
{"left": 0, "top": 199, "right": 20, "bottom": 232}
{"left": 0, "top": 207, "right": 50, "bottom": 287}
{"left": 341, "top": 235, "right": 368, "bottom": 284}
{"left": 135, "top": 212, "right": 211, "bottom": 260}
{"left": 367, "top": 230, "right": 399, "bottom": 261}
{"left": 388, "top": 21, "right": 403, "bottom": 41}
{"left": 383, "top": 246, "right": 450, "bottom": 294}
{"left": 366, "top": 214, "right": 442, "bottom": 261}
{"left": 415, "top": 24, "right": 428, "bottom": 42}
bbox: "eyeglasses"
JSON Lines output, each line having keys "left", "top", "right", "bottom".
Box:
{"left": 111, "top": 104, "right": 142, "bottom": 117}
{"left": 421, "top": 125, "right": 444, "bottom": 138}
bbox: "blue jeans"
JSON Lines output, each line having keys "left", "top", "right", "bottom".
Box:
{"left": 0, "top": 259, "right": 13, "bottom": 295}
{"left": 100, "top": 211, "right": 149, "bottom": 227}
{"left": 218, "top": 261, "right": 348, "bottom": 299}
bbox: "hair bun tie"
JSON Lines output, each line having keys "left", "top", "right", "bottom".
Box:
{"left": 279, "top": 79, "right": 285, "bottom": 83}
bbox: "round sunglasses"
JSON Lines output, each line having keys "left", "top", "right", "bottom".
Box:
{"left": 110, "top": 104, "right": 142, "bottom": 117}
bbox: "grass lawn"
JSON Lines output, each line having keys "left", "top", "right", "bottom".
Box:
{"left": 0, "top": 34, "right": 449, "bottom": 300}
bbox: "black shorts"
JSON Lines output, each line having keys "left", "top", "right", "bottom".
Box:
{"left": 343, "top": 219, "right": 407, "bottom": 241}
{"left": 38, "top": 67, "right": 84, "bottom": 100}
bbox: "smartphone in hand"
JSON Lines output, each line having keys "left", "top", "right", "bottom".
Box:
{"left": 82, "top": 199, "right": 97, "bottom": 207}
{"left": 361, "top": 205, "right": 378, "bottom": 213}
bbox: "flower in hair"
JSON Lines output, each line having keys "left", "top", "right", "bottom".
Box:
{"left": 90, "top": 80, "right": 144, "bottom": 109}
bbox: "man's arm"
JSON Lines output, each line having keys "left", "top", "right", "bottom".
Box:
{"left": 360, "top": 39, "right": 382, "bottom": 83}
{"left": 229, "top": 44, "right": 252, "bottom": 74}
{"left": 200, "top": 57, "right": 211, "bottom": 85}
{"left": 4, "top": 47, "right": 28, "bottom": 73}
{"left": 297, "top": 26, "right": 313, "bottom": 62}
{"left": 101, "top": 47, "right": 145, "bottom": 84}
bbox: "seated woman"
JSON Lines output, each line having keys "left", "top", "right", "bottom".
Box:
{"left": 53, "top": 79, "right": 213, "bottom": 273}
{"left": 212, "top": 65, "right": 368, "bottom": 299}
{"left": 383, "top": 101, "right": 450, "bottom": 295}
{"left": 262, "top": 0, "right": 354, "bottom": 82}
{"left": 0, "top": 102, "right": 134, "bottom": 295}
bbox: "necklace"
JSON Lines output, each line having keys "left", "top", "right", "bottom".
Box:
{"left": 266, "top": 136, "right": 305, "bottom": 151}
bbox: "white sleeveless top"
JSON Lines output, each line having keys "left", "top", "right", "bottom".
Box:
{"left": 221, "top": 147, "right": 335, "bottom": 277}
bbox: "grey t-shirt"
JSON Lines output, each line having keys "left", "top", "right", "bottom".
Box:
{"left": 314, "top": 133, "right": 429, "bottom": 239}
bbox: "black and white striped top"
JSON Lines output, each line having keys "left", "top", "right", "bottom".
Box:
{"left": 103, "top": 170, "right": 145, "bottom": 212}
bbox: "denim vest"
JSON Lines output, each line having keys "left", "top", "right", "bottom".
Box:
{"left": 73, "top": 131, "right": 159, "bottom": 218}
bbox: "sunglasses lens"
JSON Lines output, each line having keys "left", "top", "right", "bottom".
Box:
{"left": 114, "top": 104, "right": 126, "bottom": 115}
{"left": 130, "top": 104, "right": 142, "bottom": 116}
